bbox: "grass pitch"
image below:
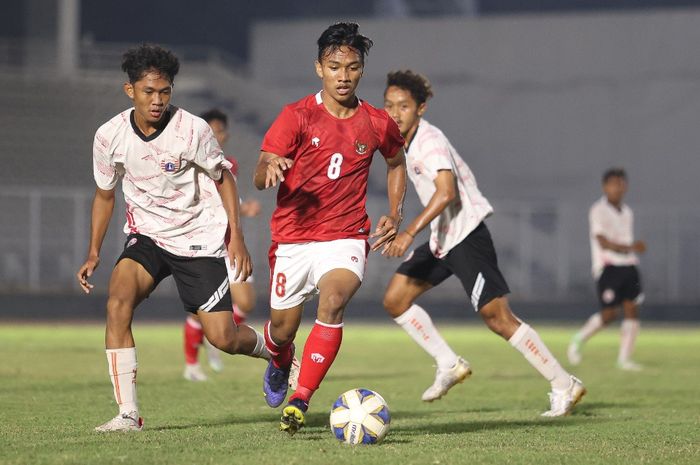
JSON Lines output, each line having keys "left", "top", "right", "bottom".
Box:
{"left": 1, "top": 322, "right": 698, "bottom": 465}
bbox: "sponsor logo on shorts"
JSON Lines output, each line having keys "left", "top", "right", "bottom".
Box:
{"left": 602, "top": 288, "right": 615, "bottom": 304}
{"left": 127, "top": 238, "right": 138, "bottom": 248}
{"left": 311, "top": 353, "right": 325, "bottom": 364}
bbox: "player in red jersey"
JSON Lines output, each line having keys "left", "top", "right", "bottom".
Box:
{"left": 254, "top": 22, "right": 407, "bottom": 434}
{"left": 183, "top": 109, "right": 263, "bottom": 381}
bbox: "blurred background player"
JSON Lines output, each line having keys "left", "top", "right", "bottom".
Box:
{"left": 568, "top": 168, "right": 647, "bottom": 371}
{"left": 77, "top": 44, "right": 268, "bottom": 432}
{"left": 381, "top": 70, "right": 585, "bottom": 416}
{"left": 183, "top": 108, "right": 263, "bottom": 381}
{"left": 253, "top": 22, "right": 406, "bottom": 434}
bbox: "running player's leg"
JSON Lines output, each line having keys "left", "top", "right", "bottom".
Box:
{"left": 183, "top": 314, "right": 207, "bottom": 381}
{"left": 281, "top": 268, "right": 360, "bottom": 434}
{"left": 618, "top": 267, "right": 643, "bottom": 370}
{"left": 231, "top": 281, "right": 256, "bottom": 324}
{"left": 97, "top": 257, "right": 154, "bottom": 432}
{"left": 383, "top": 272, "right": 471, "bottom": 401}
{"left": 568, "top": 266, "right": 620, "bottom": 365}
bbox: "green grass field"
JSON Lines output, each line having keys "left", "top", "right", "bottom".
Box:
{"left": 1, "top": 323, "right": 699, "bottom": 465}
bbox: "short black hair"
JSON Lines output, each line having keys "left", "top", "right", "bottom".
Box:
{"left": 317, "top": 22, "right": 373, "bottom": 64}
{"left": 602, "top": 167, "right": 627, "bottom": 183}
{"left": 121, "top": 43, "right": 180, "bottom": 84}
{"left": 200, "top": 108, "right": 228, "bottom": 126}
{"left": 386, "top": 70, "right": 434, "bottom": 105}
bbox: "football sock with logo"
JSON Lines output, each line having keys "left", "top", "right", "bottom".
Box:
{"left": 232, "top": 304, "right": 247, "bottom": 326}
{"left": 264, "top": 320, "right": 294, "bottom": 368}
{"left": 245, "top": 326, "right": 270, "bottom": 360}
{"left": 509, "top": 323, "right": 571, "bottom": 391}
{"left": 290, "top": 320, "right": 343, "bottom": 405}
{"left": 618, "top": 318, "right": 640, "bottom": 363}
{"left": 184, "top": 316, "right": 203, "bottom": 365}
{"left": 575, "top": 312, "right": 604, "bottom": 344}
{"left": 105, "top": 347, "right": 138, "bottom": 415}
{"left": 394, "top": 304, "right": 458, "bottom": 370}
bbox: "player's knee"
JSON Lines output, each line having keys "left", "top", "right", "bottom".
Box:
{"left": 268, "top": 320, "right": 296, "bottom": 346}
{"left": 106, "top": 296, "right": 133, "bottom": 320}
{"left": 382, "top": 290, "right": 405, "bottom": 316}
{"left": 323, "top": 291, "right": 350, "bottom": 313}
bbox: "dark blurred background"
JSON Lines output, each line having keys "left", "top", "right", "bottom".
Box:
{"left": 1, "top": 0, "right": 698, "bottom": 322}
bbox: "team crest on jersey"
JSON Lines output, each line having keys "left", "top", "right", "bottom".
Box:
{"left": 414, "top": 166, "right": 422, "bottom": 175}
{"left": 311, "top": 136, "right": 320, "bottom": 147}
{"left": 354, "top": 139, "right": 368, "bottom": 155}
{"left": 350, "top": 256, "right": 359, "bottom": 263}
{"left": 160, "top": 157, "right": 181, "bottom": 173}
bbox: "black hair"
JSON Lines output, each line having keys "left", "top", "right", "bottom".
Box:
{"left": 200, "top": 108, "right": 228, "bottom": 126}
{"left": 317, "top": 22, "right": 373, "bottom": 64}
{"left": 602, "top": 167, "right": 627, "bottom": 183}
{"left": 386, "top": 70, "right": 434, "bottom": 105}
{"left": 121, "top": 43, "right": 180, "bottom": 84}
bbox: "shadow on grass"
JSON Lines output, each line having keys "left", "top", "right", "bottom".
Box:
{"left": 391, "top": 415, "right": 601, "bottom": 436}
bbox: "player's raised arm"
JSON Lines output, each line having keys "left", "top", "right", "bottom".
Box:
{"left": 76, "top": 187, "right": 115, "bottom": 293}
{"left": 215, "top": 169, "right": 252, "bottom": 281}
{"left": 371, "top": 147, "right": 407, "bottom": 252}
{"left": 385, "top": 169, "right": 457, "bottom": 258}
{"left": 254, "top": 151, "right": 294, "bottom": 190}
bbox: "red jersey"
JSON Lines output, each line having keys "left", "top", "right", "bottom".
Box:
{"left": 261, "top": 92, "right": 403, "bottom": 243}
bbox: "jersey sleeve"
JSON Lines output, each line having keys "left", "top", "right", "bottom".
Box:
{"left": 92, "top": 127, "right": 119, "bottom": 190}
{"left": 420, "top": 132, "right": 454, "bottom": 180}
{"left": 589, "top": 204, "right": 606, "bottom": 237}
{"left": 378, "top": 115, "right": 404, "bottom": 159}
{"left": 193, "top": 121, "right": 230, "bottom": 181}
{"left": 261, "top": 106, "right": 301, "bottom": 157}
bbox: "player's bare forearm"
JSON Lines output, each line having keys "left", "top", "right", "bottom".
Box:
{"left": 77, "top": 187, "right": 115, "bottom": 293}
{"left": 215, "top": 170, "right": 243, "bottom": 233}
{"left": 371, "top": 150, "right": 407, "bottom": 252}
{"left": 385, "top": 170, "right": 456, "bottom": 257}
{"left": 596, "top": 235, "right": 645, "bottom": 254}
{"left": 254, "top": 151, "right": 294, "bottom": 190}
{"left": 385, "top": 149, "right": 407, "bottom": 223}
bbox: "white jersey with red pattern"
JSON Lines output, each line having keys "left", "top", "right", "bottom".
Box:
{"left": 405, "top": 119, "right": 493, "bottom": 258}
{"left": 261, "top": 91, "right": 404, "bottom": 243}
{"left": 589, "top": 196, "right": 639, "bottom": 278}
{"left": 93, "top": 106, "right": 232, "bottom": 257}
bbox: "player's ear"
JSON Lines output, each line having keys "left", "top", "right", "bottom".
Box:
{"left": 314, "top": 60, "right": 323, "bottom": 79}
{"left": 123, "top": 82, "right": 134, "bottom": 100}
{"left": 417, "top": 102, "right": 427, "bottom": 116}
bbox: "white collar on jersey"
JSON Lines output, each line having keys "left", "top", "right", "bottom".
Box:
{"left": 315, "top": 90, "right": 362, "bottom": 105}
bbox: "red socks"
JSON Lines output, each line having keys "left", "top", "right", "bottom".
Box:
{"left": 264, "top": 321, "right": 294, "bottom": 369}
{"left": 290, "top": 320, "right": 343, "bottom": 404}
{"left": 184, "top": 316, "right": 203, "bottom": 365}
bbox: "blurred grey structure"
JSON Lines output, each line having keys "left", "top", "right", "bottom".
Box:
{"left": 1, "top": 1, "right": 698, "bottom": 320}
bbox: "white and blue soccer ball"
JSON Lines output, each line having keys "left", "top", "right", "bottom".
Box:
{"left": 330, "top": 388, "right": 391, "bottom": 445}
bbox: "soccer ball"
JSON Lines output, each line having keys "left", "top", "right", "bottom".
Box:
{"left": 330, "top": 388, "right": 391, "bottom": 445}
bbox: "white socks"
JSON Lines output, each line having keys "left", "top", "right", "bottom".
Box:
{"left": 248, "top": 327, "right": 271, "bottom": 360}
{"left": 575, "top": 312, "right": 604, "bottom": 344}
{"left": 105, "top": 348, "right": 138, "bottom": 415}
{"left": 509, "top": 323, "right": 571, "bottom": 391}
{"left": 618, "top": 318, "right": 640, "bottom": 363}
{"left": 394, "top": 304, "right": 459, "bottom": 369}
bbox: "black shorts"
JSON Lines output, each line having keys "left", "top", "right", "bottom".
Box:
{"left": 117, "top": 234, "right": 232, "bottom": 314}
{"left": 396, "top": 222, "right": 510, "bottom": 311}
{"left": 596, "top": 265, "right": 643, "bottom": 307}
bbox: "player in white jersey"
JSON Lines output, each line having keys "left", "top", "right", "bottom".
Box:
{"left": 381, "top": 70, "right": 585, "bottom": 417}
{"left": 76, "top": 44, "right": 269, "bottom": 432}
{"left": 568, "top": 168, "right": 646, "bottom": 371}
{"left": 182, "top": 109, "right": 263, "bottom": 381}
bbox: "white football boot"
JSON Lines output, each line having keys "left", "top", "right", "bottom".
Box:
{"left": 288, "top": 356, "right": 300, "bottom": 391}
{"left": 204, "top": 339, "right": 224, "bottom": 373}
{"left": 541, "top": 375, "right": 586, "bottom": 417}
{"left": 183, "top": 363, "right": 208, "bottom": 382}
{"left": 617, "top": 360, "right": 643, "bottom": 371}
{"left": 422, "top": 357, "right": 472, "bottom": 402}
{"left": 95, "top": 411, "right": 143, "bottom": 432}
